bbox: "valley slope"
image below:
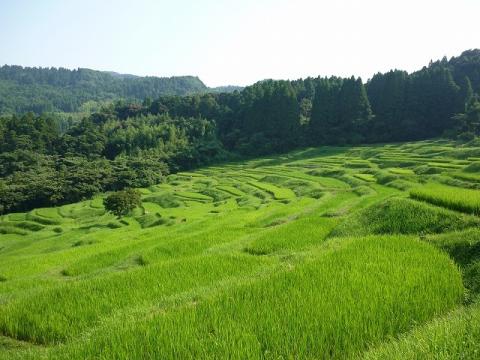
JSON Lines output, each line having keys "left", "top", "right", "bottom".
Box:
{"left": 1, "top": 139, "right": 480, "bottom": 359}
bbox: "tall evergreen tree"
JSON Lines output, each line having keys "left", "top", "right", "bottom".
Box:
{"left": 367, "top": 70, "right": 408, "bottom": 141}
{"left": 336, "top": 77, "right": 372, "bottom": 143}
{"left": 458, "top": 76, "right": 474, "bottom": 111}
{"left": 309, "top": 78, "right": 342, "bottom": 144}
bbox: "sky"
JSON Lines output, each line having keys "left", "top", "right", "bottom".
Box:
{"left": 0, "top": 0, "right": 479, "bottom": 87}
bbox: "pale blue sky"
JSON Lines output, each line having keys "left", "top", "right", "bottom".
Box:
{"left": 1, "top": 0, "right": 479, "bottom": 87}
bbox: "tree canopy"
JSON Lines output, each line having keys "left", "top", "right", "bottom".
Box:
{"left": 104, "top": 189, "right": 142, "bottom": 218}
{"left": 1, "top": 49, "right": 479, "bottom": 214}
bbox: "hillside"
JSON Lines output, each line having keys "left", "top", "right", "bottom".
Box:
{"left": 1, "top": 49, "right": 479, "bottom": 118}
{"left": 0, "top": 66, "right": 208, "bottom": 114}
{"left": 1, "top": 139, "right": 480, "bottom": 359}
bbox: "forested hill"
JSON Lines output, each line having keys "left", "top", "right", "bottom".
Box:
{"left": 1, "top": 49, "right": 480, "bottom": 214}
{"left": 0, "top": 66, "right": 208, "bottom": 114}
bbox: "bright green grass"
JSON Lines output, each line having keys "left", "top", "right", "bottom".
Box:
{"left": 425, "top": 228, "right": 480, "bottom": 299}
{"left": 1, "top": 139, "right": 480, "bottom": 359}
{"left": 177, "top": 171, "right": 206, "bottom": 178}
{"left": 389, "top": 167, "right": 415, "bottom": 175}
{"left": 43, "top": 236, "right": 463, "bottom": 360}
{"left": 247, "top": 180, "right": 296, "bottom": 200}
{"left": 411, "top": 183, "right": 480, "bottom": 214}
{"left": 0, "top": 254, "right": 269, "bottom": 344}
{"left": 363, "top": 302, "right": 480, "bottom": 359}
{"left": 174, "top": 191, "right": 212, "bottom": 202}
{"left": 216, "top": 185, "right": 245, "bottom": 197}
{"left": 331, "top": 197, "right": 479, "bottom": 237}
{"left": 354, "top": 173, "right": 376, "bottom": 182}
{"left": 452, "top": 171, "right": 480, "bottom": 183}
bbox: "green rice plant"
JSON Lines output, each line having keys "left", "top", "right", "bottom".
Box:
{"left": 354, "top": 173, "right": 376, "bottom": 182}
{"left": 176, "top": 171, "right": 206, "bottom": 178}
{"left": 433, "top": 174, "right": 479, "bottom": 189}
{"left": 363, "top": 302, "right": 480, "bottom": 359}
{"left": 308, "top": 168, "right": 345, "bottom": 177}
{"left": 375, "top": 172, "right": 399, "bottom": 185}
{"left": 25, "top": 211, "right": 61, "bottom": 225}
{"left": 144, "top": 193, "right": 182, "bottom": 208}
{"left": 425, "top": 228, "right": 480, "bottom": 298}
{"left": 89, "top": 197, "right": 105, "bottom": 209}
{"left": 52, "top": 227, "right": 63, "bottom": 234}
{"left": 410, "top": 183, "right": 480, "bottom": 214}
{"left": 0, "top": 254, "right": 267, "bottom": 344}
{"left": 344, "top": 160, "right": 372, "bottom": 168}
{"left": 414, "top": 164, "right": 445, "bottom": 174}
{"left": 353, "top": 185, "right": 376, "bottom": 196}
{"left": 135, "top": 213, "right": 170, "bottom": 228}
{"left": 247, "top": 181, "right": 295, "bottom": 200}
{"left": 175, "top": 191, "right": 212, "bottom": 202}
{"left": 2, "top": 139, "right": 479, "bottom": 359}
{"left": 372, "top": 159, "right": 419, "bottom": 168}
{"left": 199, "top": 189, "right": 230, "bottom": 202}
{"left": 427, "top": 162, "right": 463, "bottom": 169}
{"left": 306, "top": 188, "right": 323, "bottom": 199}
{"left": 0, "top": 225, "right": 28, "bottom": 235}
{"left": 258, "top": 175, "right": 286, "bottom": 185}
{"left": 384, "top": 179, "right": 418, "bottom": 191}
{"left": 58, "top": 202, "right": 104, "bottom": 219}
{"left": 389, "top": 167, "right": 415, "bottom": 175}
{"left": 78, "top": 222, "right": 122, "bottom": 231}
{"left": 243, "top": 215, "right": 337, "bottom": 255}
{"left": 5, "top": 213, "right": 26, "bottom": 221}
{"left": 452, "top": 171, "right": 480, "bottom": 183}
{"left": 331, "top": 198, "right": 479, "bottom": 237}
{"left": 12, "top": 221, "right": 45, "bottom": 232}
{"left": 216, "top": 185, "right": 244, "bottom": 197}
{"left": 46, "top": 236, "right": 463, "bottom": 360}
{"left": 136, "top": 188, "right": 152, "bottom": 195}
{"left": 337, "top": 174, "right": 365, "bottom": 187}
{"left": 34, "top": 208, "right": 63, "bottom": 220}
{"left": 141, "top": 202, "right": 163, "bottom": 214}
{"left": 464, "top": 161, "right": 480, "bottom": 172}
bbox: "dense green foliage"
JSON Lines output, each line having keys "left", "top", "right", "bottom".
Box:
{"left": 142, "top": 50, "right": 480, "bottom": 150}
{"left": 1, "top": 50, "right": 480, "bottom": 215}
{"left": 1, "top": 139, "right": 479, "bottom": 359}
{"left": 103, "top": 189, "right": 142, "bottom": 217}
{"left": 0, "top": 108, "right": 225, "bottom": 214}
{"left": 0, "top": 66, "right": 208, "bottom": 114}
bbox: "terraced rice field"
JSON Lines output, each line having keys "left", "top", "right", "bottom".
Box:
{"left": 1, "top": 139, "right": 480, "bottom": 359}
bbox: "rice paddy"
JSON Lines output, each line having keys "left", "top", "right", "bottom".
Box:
{"left": 0, "top": 139, "right": 479, "bottom": 359}
{"left": 410, "top": 183, "right": 480, "bottom": 215}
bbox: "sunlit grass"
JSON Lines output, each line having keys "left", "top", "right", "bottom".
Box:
{"left": 47, "top": 236, "right": 463, "bottom": 360}
{"left": 1, "top": 139, "right": 480, "bottom": 359}
{"left": 411, "top": 183, "right": 480, "bottom": 214}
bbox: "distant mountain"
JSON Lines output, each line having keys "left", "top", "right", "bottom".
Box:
{"left": 0, "top": 65, "right": 210, "bottom": 114}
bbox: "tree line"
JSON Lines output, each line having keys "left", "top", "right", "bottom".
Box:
{"left": 0, "top": 49, "right": 479, "bottom": 214}
{"left": 144, "top": 50, "right": 480, "bottom": 151}
{"left": 0, "top": 66, "right": 210, "bottom": 114}
{"left": 0, "top": 108, "right": 225, "bottom": 214}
